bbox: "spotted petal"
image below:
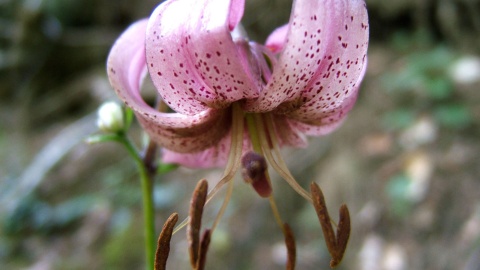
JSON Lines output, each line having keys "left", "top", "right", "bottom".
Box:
{"left": 107, "top": 19, "right": 230, "bottom": 153}
{"left": 245, "top": 0, "right": 368, "bottom": 119}
{"left": 265, "top": 24, "right": 289, "bottom": 53}
{"left": 288, "top": 0, "right": 368, "bottom": 125}
{"left": 161, "top": 133, "right": 232, "bottom": 168}
{"left": 145, "top": 0, "right": 261, "bottom": 115}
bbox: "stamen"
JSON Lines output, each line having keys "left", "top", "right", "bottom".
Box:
{"left": 310, "top": 182, "right": 337, "bottom": 257}
{"left": 332, "top": 205, "right": 350, "bottom": 268}
{"left": 154, "top": 212, "right": 178, "bottom": 270}
{"left": 210, "top": 177, "right": 234, "bottom": 232}
{"left": 173, "top": 103, "right": 245, "bottom": 235}
{"left": 208, "top": 102, "right": 244, "bottom": 232}
{"left": 205, "top": 102, "right": 244, "bottom": 202}
{"left": 283, "top": 223, "right": 296, "bottom": 270}
{"left": 187, "top": 179, "right": 208, "bottom": 268}
{"left": 268, "top": 193, "right": 285, "bottom": 230}
{"left": 197, "top": 229, "right": 211, "bottom": 270}
{"left": 255, "top": 113, "right": 312, "bottom": 202}
{"left": 310, "top": 182, "right": 351, "bottom": 268}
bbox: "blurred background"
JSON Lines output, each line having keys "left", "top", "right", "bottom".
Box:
{"left": 1, "top": 0, "right": 480, "bottom": 269}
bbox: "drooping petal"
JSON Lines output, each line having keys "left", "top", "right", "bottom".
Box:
{"left": 107, "top": 19, "right": 230, "bottom": 153}
{"left": 265, "top": 24, "right": 289, "bottom": 53}
{"left": 286, "top": 57, "right": 366, "bottom": 129}
{"left": 146, "top": 0, "right": 261, "bottom": 114}
{"left": 245, "top": 0, "right": 369, "bottom": 115}
{"left": 161, "top": 133, "right": 232, "bottom": 168}
{"left": 271, "top": 115, "right": 308, "bottom": 148}
{"left": 162, "top": 129, "right": 254, "bottom": 168}
{"left": 288, "top": 0, "right": 369, "bottom": 124}
{"left": 289, "top": 117, "right": 347, "bottom": 136}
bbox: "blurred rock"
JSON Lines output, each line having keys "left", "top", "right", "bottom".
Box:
{"left": 382, "top": 244, "right": 407, "bottom": 270}
{"left": 358, "top": 234, "right": 408, "bottom": 270}
{"left": 358, "top": 234, "right": 383, "bottom": 270}
{"left": 357, "top": 201, "right": 382, "bottom": 229}
{"left": 399, "top": 117, "right": 437, "bottom": 150}
{"left": 404, "top": 151, "right": 433, "bottom": 203}
{"left": 450, "top": 56, "right": 480, "bottom": 85}
{"left": 359, "top": 133, "right": 393, "bottom": 157}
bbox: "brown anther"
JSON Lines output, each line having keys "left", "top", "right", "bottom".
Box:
{"left": 310, "top": 182, "right": 351, "bottom": 269}
{"left": 283, "top": 223, "right": 296, "bottom": 270}
{"left": 331, "top": 204, "right": 350, "bottom": 268}
{"left": 188, "top": 179, "right": 208, "bottom": 268}
{"left": 196, "top": 229, "right": 211, "bottom": 270}
{"left": 155, "top": 213, "right": 178, "bottom": 270}
{"left": 241, "top": 151, "right": 272, "bottom": 198}
{"left": 310, "top": 183, "right": 337, "bottom": 257}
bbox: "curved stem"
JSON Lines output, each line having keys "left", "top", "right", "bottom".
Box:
{"left": 119, "top": 136, "right": 156, "bottom": 270}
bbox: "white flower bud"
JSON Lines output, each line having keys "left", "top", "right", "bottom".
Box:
{"left": 96, "top": 101, "right": 124, "bottom": 133}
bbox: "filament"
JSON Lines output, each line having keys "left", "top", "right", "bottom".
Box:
{"left": 255, "top": 113, "right": 312, "bottom": 202}
{"left": 173, "top": 103, "right": 244, "bottom": 235}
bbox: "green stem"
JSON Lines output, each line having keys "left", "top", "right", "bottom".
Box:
{"left": 119, "top": 135, "right": 156, "bottom": 270}
{"left": 245, "top": 113, "right": 263, "bottom": 154}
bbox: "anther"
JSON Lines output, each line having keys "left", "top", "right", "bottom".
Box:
{"left": 188, "top": 179, "right": 208, "bottom": 268}
{"left": 310, "top": 182, "right": 351, "bottom": 268}
{"left": 283, "top": 223, "right": 297, "bottom": 270}
{"left": 241, "top": 151, "right": 272, "bottom": 198}
{"left": 155, "top": 212, "right": 178, "bottom": 270}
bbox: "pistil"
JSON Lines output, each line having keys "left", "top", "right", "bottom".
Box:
{"left": 257, "top": 113, "right": 313, "bottom": 202}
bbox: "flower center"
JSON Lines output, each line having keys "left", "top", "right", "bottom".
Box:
{"left": 173, "top": 102, "right": 313, "bottom": 233}
{"left": 203, "top": 103, "right": 313, "bottom": 231}
{"left": 171, "top": 103, "right": 351, "bottom": 267}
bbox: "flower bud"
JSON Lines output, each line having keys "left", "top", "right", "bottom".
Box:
{"left": 241, "top": 151, "right": 272, "bottom": 198}
{"left": 96, "top": 101, "right": 124, "bottom": 133}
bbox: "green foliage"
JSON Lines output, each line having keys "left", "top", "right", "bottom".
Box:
{"left": 3, "top": 195, "right": 97, "bottom": 236}
{"left": 102, "top": 218, "right": 144, "bottom": 269}
{"left": 434, "top": 104, "right": 472, "bottom": 129}
{"left": 382, "top": 41, "right": 472, "bottom": 131}
{"left": 385, "top": 173, "right": 413, "bottom": 217}
{"left": 382, "top": 109, "right": 416, "bottom": 131}
{"left": 383, "top": 46, "right": 455, "bottom": 98}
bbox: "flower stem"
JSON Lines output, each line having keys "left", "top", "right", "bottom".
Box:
{"left": 119, "top": 135, "right": 156, "bottom": 270}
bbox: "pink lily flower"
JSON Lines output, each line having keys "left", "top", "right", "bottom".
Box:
{"left": 107, "top": 0, "right": 368, "bottom": 199}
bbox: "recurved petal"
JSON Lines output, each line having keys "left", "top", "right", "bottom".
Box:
{"left": 271, "top": 115, "right": 308, "bottom": 148}
{"left": 161, "top": 127, "right": 256, "bottom": 168}
{"left": 107, "top": 19, "right": 230, "bottom": 153}
{"left": 289, "top": 57, "right": 366, "bottom": 127}
{"left": 146, "top": 0, "right": 261, "bottom": 114}
{"left": 161, "top": 134, "right": 232, "bottom": 168}
{"left": 246, "top": 0, "right": 369, "bottom": 115}
{"left": 265, "top": 24, "right": 289, "bottom": 53}
{"left": 288, "top": 0, "right": 369, "bottom": 123}
{"left": 288, "top": 117, "right": 346, "bottom": 137}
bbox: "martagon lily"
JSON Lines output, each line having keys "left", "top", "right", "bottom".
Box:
{"left": 107, "top": 0, "right": 368, "bottom": 267}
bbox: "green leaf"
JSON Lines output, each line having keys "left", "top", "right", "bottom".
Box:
{"left": 386, "top": 173, "right": 412, "bottom": 217}
{"left": 382, "top": 109, "right": 416, "bottom": 131}
{"left": 434, "top": 104, "right": 472, "bottom": 129}
{"left": 425, "top": 77, "right": 452, "bottom": 99}
{"left": 124, "top": 107, "right": 134, "bottom": 131}
{"left": 157, "top": 163, "right": 179, "bottom": 174}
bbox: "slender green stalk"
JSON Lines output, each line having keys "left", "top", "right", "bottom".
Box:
{"left": 119, "top": 135, "right": 156, "bottom": 270}
{"left": 245, "top": 113, "right": 262, "bottom": 153}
